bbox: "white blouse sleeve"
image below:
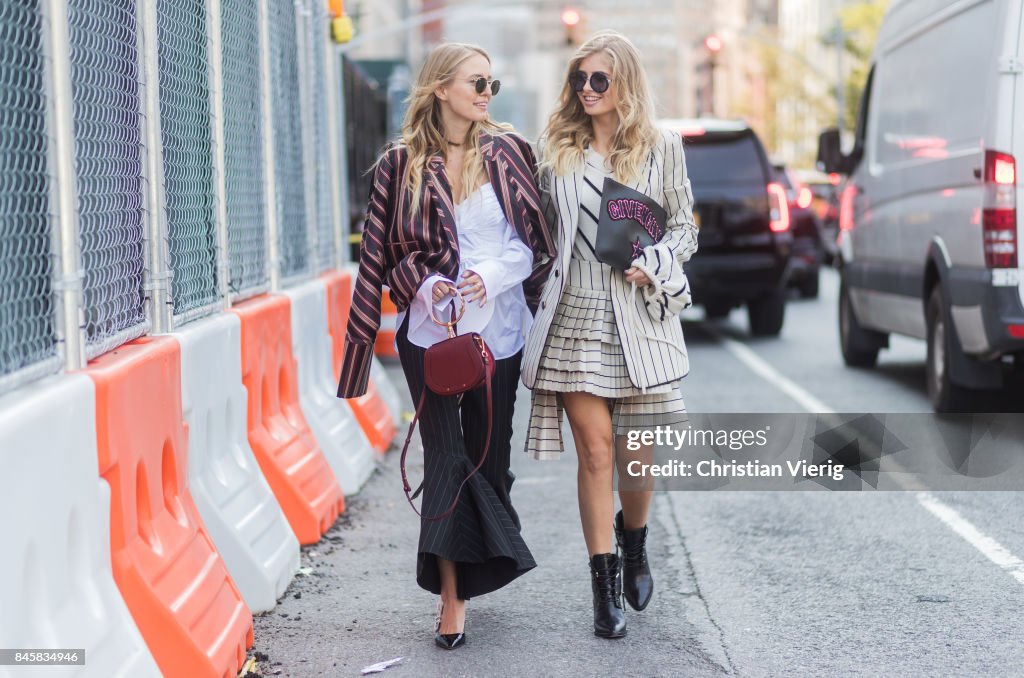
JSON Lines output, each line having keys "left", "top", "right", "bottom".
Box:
{"left": 466, "top": 223, "right": 533, "bottom": 300}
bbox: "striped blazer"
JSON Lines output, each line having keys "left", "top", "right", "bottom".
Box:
{"left": 337, "top": 132, "right": 556, "bottom": 398}
{"left": 521, "top": 127, "right": 699, "bottom": 391}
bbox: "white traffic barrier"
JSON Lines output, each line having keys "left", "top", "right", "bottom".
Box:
{"left": 0, "top": 374, "right": 161, "bottom": 678}
{"left": 286, "top": 279, "right": 376, "bottom": 495}
{"left": 370, "top": 355, "right": 404, "bottom": 430}
{"left": 176, "top": 313, "right": 299, "bottom": 614}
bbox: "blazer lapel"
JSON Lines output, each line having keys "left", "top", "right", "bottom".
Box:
{"left": 426, "top": 154, "right": 460, "bottom": 256}
{"left": 483, "top": 137, "right": 532, "bottom": 245}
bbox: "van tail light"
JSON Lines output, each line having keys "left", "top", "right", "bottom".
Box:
{"left": 982, "top": 149, "right": 1017, "bottom": 268}
{"left": 839, "top": 182, "right": 857, "bottom": 231}
{"left": 767, "top": 182, "right": 790, "bottom": 233}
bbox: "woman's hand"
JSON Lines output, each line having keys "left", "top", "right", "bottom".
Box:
{"left": 457, "top": 270, "right": 487, "bottom": 306}
{"left": 624, "top": 267, "right": 653, "bottom": 287}
{"left": 432, "top": 280, "right": 455, "bottom": 304}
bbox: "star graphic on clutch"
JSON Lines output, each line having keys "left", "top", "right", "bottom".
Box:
{"left": 631, "top": 237, "right": 644, "bottom": 262}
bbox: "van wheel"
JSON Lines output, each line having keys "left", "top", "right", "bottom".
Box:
{"left": 839, "top": 278, "right": 883, "bottom": 367}
{"left": 747, "top": 289, "right": 786, "bottom": 336}
{"left": 926, "top": 286, "right": 974, "bottom": 413}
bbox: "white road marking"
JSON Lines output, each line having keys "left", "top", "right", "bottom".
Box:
{"left": 916, "top": 492, "right": 1024, "bottom": 585}
{"left": 705, "top": 323, "right": 1024, "bottom": 587}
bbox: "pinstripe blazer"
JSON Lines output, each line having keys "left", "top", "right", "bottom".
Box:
{"left": 521, "top": 127, "right": 699, "bottom": 391}
{"left": 337, "top": 132, "right": 556, "bottom": 398}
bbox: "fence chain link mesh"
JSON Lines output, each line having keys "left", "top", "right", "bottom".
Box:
{"left": 308, "top": 0, "right": 336, "bottom": 273}
{"left": 0, "top": 0, "right": 59, "bottom": 390}
{"left": 157, "top": 0, "right": 220, "bottom": 322}
{"left": 69, "top": 0, "right": 149, "bottom": 358}
{"left": 221, "top": 0, "right": 268, "bottom": 300}
{"left": 268, "top": 0, "right": 310, "bottom": 283}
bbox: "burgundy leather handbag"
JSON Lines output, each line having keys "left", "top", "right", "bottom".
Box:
{"left": 400, "top": 289, "right": 496, "bottom": 521}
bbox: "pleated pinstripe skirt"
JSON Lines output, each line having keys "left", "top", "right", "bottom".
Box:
{"left": 396, "top": 317, "right": 536, "bottom": 599}
{"left": 527, "top": 258, "right": 689, "bottom": 459}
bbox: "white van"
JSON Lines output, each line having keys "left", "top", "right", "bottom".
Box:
{"left": 818, "top": 0, "right": 1024, "bottom": 412}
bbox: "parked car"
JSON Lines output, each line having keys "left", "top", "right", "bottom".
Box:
{"left": 818, "top": 0, "right": 1024, "bottom": 411}
{"left": 793, "top": 167, "right": 842, "bottom": 266}
{"left": 662, "top": 118, "right": 793, "bottom": 335}
{"left": 772, "top": 164, "right": 825, "bottom": 298}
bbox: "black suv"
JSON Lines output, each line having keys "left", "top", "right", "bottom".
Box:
{"left": 665, "top": 119, "right": 793, "bottom": 335}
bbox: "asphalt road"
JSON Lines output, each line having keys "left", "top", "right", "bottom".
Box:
{"left": 252, "top": 268, "right": 1024, "bottom": 677}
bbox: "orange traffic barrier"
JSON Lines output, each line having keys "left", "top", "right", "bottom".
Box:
{"left": 231, "top": 294, "right": 344, "bottom": 544}
{"left": 323, "top": 270, "right": 397, "bottom": 453}
{"left": 375, "top": 290, "right": 400, "bottom": 359}
{"left": 86, "top": 335, "right": 253, "bottom": 678}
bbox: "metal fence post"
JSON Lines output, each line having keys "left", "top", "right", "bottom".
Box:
{"left": 207, "top": 0, "right": 231, "bottom": 309}
{"left": 324, "top": 24, "right": 347, "bottom": 268}
{"left": 43, "top": 0, "right": 86, "bottom": 370}
{"left": 138, "top": 0, "right": 173, "bottom": 334}
{"left": 295, "top": 0, "right": 319, "bottom": 280}
{"left": 257, "top": 0, "right": 281, "bottom": 292}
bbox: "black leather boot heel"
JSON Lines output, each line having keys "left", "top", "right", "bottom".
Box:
{"left": 615, "top": 510, "right": 653, "bottom": 611}
{"left": 589, "top": 553, "right": 627, "bottom": 638}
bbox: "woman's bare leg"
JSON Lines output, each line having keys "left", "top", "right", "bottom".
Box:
{"left": 615, "top": 436, "right": 654, "bottom": 529}
{"left": 562, "top": 392, "right": 615, "bottom": 556}
{"left": 436, "top": 557, "right": 465, "bottom": 633}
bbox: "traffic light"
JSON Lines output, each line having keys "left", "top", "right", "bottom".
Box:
{"left": 704, "top": 34, "right": 723, "bottom": 53}
{"left": 561, "top": 7, "right": 584, "bottom": 47}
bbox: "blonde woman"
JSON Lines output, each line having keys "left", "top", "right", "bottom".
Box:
{"left": 337, "top": 43, "right": 554, "bottom": 649}
{"left": 522, "top": 31, "right": 698, "bottom": 638}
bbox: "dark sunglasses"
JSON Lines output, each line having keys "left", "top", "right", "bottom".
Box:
{"left": 470, "top": 77, "right": 501, "bottom": 95}
{"left": 569, "top": 70, "right": 611, "bottom": 94}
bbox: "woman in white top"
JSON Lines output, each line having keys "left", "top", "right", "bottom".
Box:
{"left": 338, "top": 43, "right": 555, "bottom": 651}
{"left": 522, "top": 31, "right": 699, "bottom": 639}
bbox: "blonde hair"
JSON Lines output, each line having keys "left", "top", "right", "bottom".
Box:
{"left": 540, "top": 31, "right": 659, "bottom": 182}
{"left": 393, "top": 42, "right": 510, "bottom": 215}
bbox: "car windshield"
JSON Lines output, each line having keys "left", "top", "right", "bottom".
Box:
{"left": 683, "top": 133, "right": 765, "bottom": 184}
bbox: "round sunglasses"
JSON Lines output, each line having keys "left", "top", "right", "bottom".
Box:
{"left": 468, "top": 77, "right": 501, "bottom": 95}
{"left": 569, "top": 70, "right": 611, "bottom": 94}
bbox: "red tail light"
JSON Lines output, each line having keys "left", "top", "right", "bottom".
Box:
{"left": 982, "top": 150, "right": 1017, "bottom": 268}
{"left": 767, "top": 182, "right": 790, "bottom": 233}
{"left": 839, "top": 182, "right": 857, "bottom": 231}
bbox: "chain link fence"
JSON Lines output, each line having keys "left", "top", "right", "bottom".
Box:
{"left": 221, "top": 0, "right": 268, "bottom": 301}
{"left": 307, "top": 0, "right": 336, "bottom": 273}
{"left": 68, "top": 0, "right": 149, "bottom": 359}
{"left": 157, "top": 0, "right": 221, "bottom": 323}
{"left": 268, "top": 0, "right": 310, "bottom": 283}
{"left": 0, "top": 0, "right": 60, "bottom": 395}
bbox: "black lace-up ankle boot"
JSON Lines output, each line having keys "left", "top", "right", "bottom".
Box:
{"left": 614, "top": 510, "right": 653, "bottom": 610}
{"left": 589, "top": 553, "right": 627, "bottom": 638}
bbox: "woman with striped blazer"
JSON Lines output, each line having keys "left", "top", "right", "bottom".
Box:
{"left": 521, "top": 31, "right": 699, "bottom": 639}
{"left": 336, "top": 43, "right": 554, "bottom": 650}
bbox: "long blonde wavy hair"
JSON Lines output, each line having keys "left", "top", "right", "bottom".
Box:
{"left": 540, "top": 31, "right": 659, "bottom": 182}
{"left": 395, "top": 43, "right": 510, "bottom": 216}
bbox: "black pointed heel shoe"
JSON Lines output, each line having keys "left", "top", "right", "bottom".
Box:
{"left": 590, "top": 553, "right": 627, "bottom": 638}
{"left": 615, "top": 510, "right": 654, "bottom": 611}
{"left": 434, "top": 599, "right": 467, "bottom": 650}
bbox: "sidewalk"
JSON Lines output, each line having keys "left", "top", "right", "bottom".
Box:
{"left": 252, "top": 363, "right": 727, "bottom": 677}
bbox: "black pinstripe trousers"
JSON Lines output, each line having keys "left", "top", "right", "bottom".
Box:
{"left": 397, "top": 316, "right": 537, "bottom": 600}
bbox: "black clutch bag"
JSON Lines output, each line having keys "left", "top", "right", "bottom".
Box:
{"left": 594, "top": 177, "right": 667, "bottom": 271}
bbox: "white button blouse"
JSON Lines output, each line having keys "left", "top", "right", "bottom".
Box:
{"left": 399, "top": 182, "right": 533, "bottom": 359}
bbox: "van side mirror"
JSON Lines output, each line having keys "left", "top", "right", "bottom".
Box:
{"left": 817, "top": 128, "right": 845, "bottom": 174}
